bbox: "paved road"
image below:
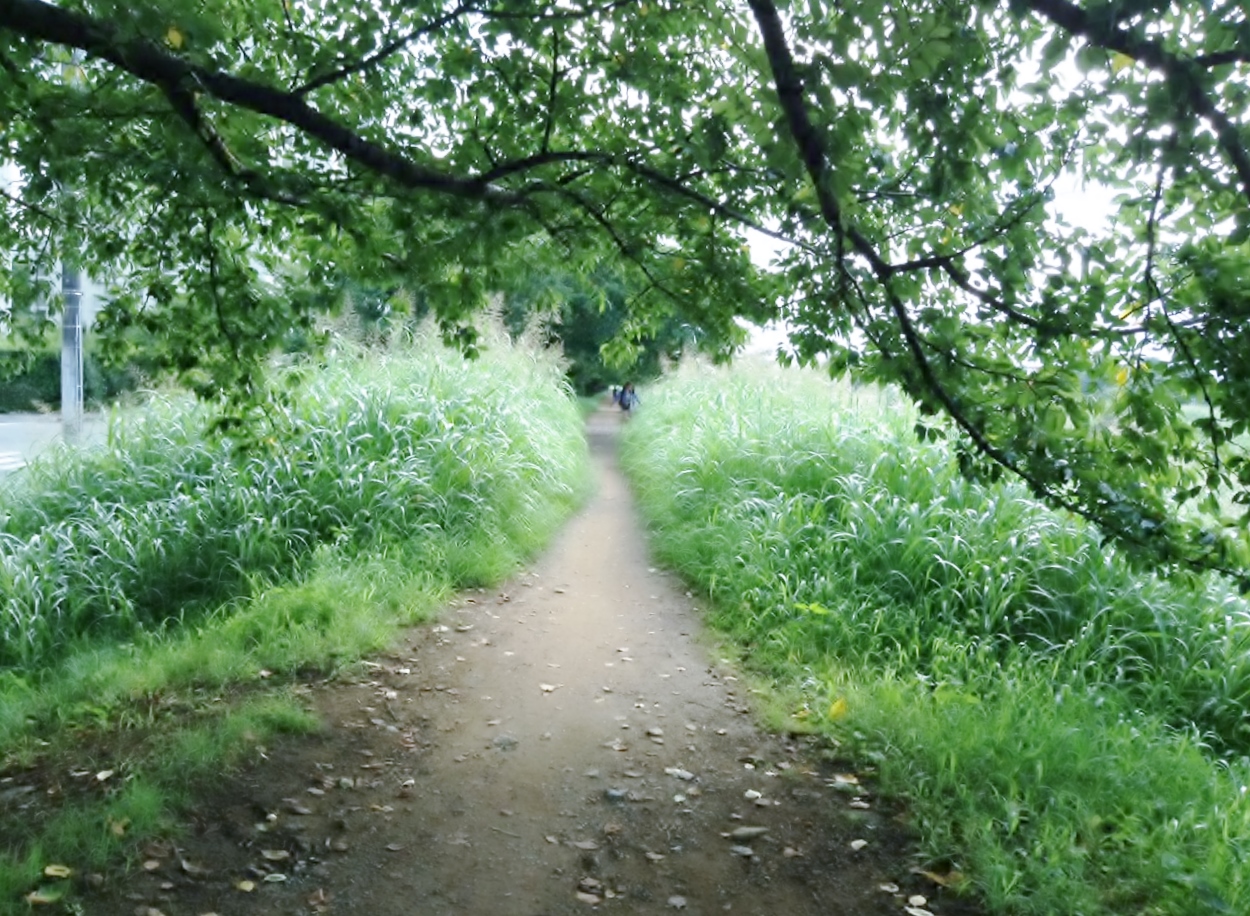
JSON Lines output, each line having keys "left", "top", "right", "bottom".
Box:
{"left": 0, "top": 413, "right": 107, "bottom": 475}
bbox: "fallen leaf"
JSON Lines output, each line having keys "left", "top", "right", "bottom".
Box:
{"left": 95, "top": 769, "right": 115, "bottom": 782}
{"left": 850, "top": 839, "right": 868, "bottom": 851}
{"left": 264, "top": 873, "right": 288, "bottom": 883}
{"left": 908, "top": 895, "right": 928, "bottom": 907}
{"left": 180, "top": 859, "right": 211, "bottom": 878}
{"left": 24, "top": 886, "right": 65, "bottom": 906}
{"left": 540, "top": 683, "right": 558, "bottom": 693}
{"left": 575, "top": 891, "right": 601, "bottom": 904}
{"left": 260, "top": 849, "right": 290, "bottom": 862}
{"left": 915, "top": 868, "right": 965, "bottom": 888}
{"left": 306, "top": 888, "right": 330, "bottom": 911}
{"left": 108, "top": 816, "right": 130, "bottom": 837}
{"left": 235, "top": 879, "right": 256, "bottom": 893}
{"left": 668, "top": 895, "right": 687, "bottom": 909}
{"left": 571, "top": 840, "right": 600, "bottom": 851}
{"left": 729, "top": 826, "right": 769, "bottom": 840}
{"left": 645, "top": 851, "right": 665, "bottom": 862}
{"left": 729, "top": 845, "right": 755, "bottom": 857}
{"left": 42, "top": 865, "right": 72, "bottom": 878}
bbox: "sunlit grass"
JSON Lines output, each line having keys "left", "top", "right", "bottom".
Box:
{"left": 621, "top": 360, "right": 1250, "bottom": 916}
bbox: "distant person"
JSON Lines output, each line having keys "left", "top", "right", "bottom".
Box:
{"left": 610, "top": 385, "right": 620, "bottom": 406}
{"left": 618, "top": 381, "right": 638, "bottom": 415}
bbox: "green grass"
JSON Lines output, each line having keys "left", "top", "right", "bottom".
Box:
{"left": 0, "top": 331, "right": 590, "bottom": 914}
{"left": 621, "top": 361, "right": 1250, "bottom": 916}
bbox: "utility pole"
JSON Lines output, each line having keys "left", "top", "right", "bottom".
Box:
{"left": 60, "top": 50, "right": 84, "bottom": 443}
{"left": 61, "top": 261, "right": 83, "bottom": 442}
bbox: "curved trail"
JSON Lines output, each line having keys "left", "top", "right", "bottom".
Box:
{"left": 95, "top": 410, "right": 947, "bottom": 916}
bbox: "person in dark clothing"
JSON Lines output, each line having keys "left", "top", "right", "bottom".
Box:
{"left": 618, "top": 381, "right": 638, "bottom": 414}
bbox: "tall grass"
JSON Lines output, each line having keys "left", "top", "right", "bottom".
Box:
{"left": 621, "top": 361, "right": 1250, "bottom": 915}
{"left": 0, "top": 333, "right": 588, "bottom": 914}
{"left": 0, "top": 336, "right": 588, "bottom": 675}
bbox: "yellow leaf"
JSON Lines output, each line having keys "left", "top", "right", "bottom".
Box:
{"left": 108, "top": 816, "right": 130, "bottom": 837}
{"left": 1115, "top": 367, "right": 1129, "bottom": 386}
{"left": 166, "top": 26, "right": 184, "bottom": 50}
{"left": 828, "top": 697, "right": 849, "bottom": 720}
{"left": 948, "top": 203, "right": 963, "bottom": 217}
{"left": 42, "top": 865, "right": 72, "bottom": 879}
{"left": 1111, "top": 52, "right": 1134, "bottom": 74}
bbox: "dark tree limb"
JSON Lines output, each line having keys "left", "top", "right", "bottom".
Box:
{"left": 744, "top": 0, "right": 1180, "bottom": 560}
{"left": 0, "top": 0, "right": 518, "bottom": 205}
{"left": 295, "top": 2, "right": 472, "bottom": 96}
{"left": 541, "top": 27, "right": 560, "bottom": 154}
{"left": 1020, "top": 0, "right": 1250, "bottom": 207}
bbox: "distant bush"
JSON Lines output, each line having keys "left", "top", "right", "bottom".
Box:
{"left": 0, "top": 349, "right": 141, "bottom": 412}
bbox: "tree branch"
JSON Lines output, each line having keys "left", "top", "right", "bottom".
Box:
{"left": 295, "top": 2, "right": 472, "bottom": 96}
{"left": 1194, "top": 49, "right": 1250, "bottom": 69}
{"left": 0, "top": 0, "right": 520, "bottom": 207}
{"left": 0, "top": 186, "right": 60, "bottom": 224}
{"left": 541, "top": 27, "right": 560, "bottom": 154}
{"left": 745, "top": 0, "right": 1167, "bottom": 556}
{"left": 1019, "top": 0, "right": 1250, "bottom": 207}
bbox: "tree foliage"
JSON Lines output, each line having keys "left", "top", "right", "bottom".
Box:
{"left": 1, "top": 0, "right": 1248, "bottom": 581}
{"left": 502, "top": 266, "right": 694, "bottom": 394}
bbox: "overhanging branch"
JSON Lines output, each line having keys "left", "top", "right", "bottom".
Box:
{"left": 1020, "top": 0, "right": 1250, "bottom": 207}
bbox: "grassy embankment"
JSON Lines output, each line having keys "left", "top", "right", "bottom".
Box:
{"left": 0, "top": 336, "right": 589, "bottom": 912}
{"left": 621, "top": 363, "right": 1250, "bottom": 916}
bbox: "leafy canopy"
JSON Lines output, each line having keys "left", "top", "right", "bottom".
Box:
{"left": 1, "top": 0, "right": 1248, "bottom": 582}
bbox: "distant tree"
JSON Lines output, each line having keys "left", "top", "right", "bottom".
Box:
{"left": 503, "top": 267, "right": 693, "bottom": 394}
{"left": 1, "top": 0, "right": 1248, "bottom": 580}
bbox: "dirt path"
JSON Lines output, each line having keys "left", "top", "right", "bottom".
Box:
{"left": 92, "top": 410, "right": 963, "bottom": 916}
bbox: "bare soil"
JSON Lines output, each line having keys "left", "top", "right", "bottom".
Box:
{"left": 80, "top": 410, "right": 977, "bottom": 916}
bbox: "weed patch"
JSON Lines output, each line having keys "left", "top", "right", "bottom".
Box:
{"left": 621, "top": 362, "right": 1250, "bottom": 915}
{"left": 0, "top": 333, "right": 588, "bottom": 914}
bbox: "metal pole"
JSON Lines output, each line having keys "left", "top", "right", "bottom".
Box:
{"left": 60, "top": 49, "right": 84, "bottom": 444}
{"left": 61, "top": 262, "right": 83, "bottom": 443}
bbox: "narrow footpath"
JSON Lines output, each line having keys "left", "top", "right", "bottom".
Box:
{"left": 92, "top": 410, "right": 961, "bottom": 916}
